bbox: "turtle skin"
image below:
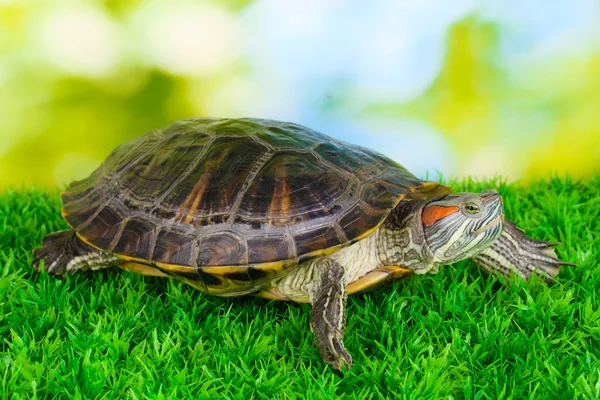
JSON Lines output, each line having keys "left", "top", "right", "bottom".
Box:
{"left": 61, "top": 118, "right": 433, "bottom": 296}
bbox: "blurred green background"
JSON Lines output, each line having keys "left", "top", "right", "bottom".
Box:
{"left": 1, "top": 0, "right": 599, "bottom": 190}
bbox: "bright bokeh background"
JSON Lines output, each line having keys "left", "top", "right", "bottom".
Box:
{"left": 1, "top": 0, "right": 599, "bottom": 190}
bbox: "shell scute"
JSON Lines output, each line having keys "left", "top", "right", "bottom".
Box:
{"left": 237, "top": 151, "right": 346, "bottom": 223}
{"left": 152, "top": 230, "right": 196, "bottom": 266}
{"left": 247, "top": 235, "right": 292, "bottom": 264}
{"left": 63, "top": 194, "right": 103, "bottom": 228}
{"left": 163, "top": 135, "right": 270, "bottom": 225}
{"left": 197, "top": 232, "right": 247, "bottom": 266}
{"left": 337, "top": 204, "right": 382, "bottom": 242}
{"left": 294, "top": 225, "right": 341, "bottom": 256}
{"left": 112, "top": 218, "right": 154, "bottom": 259}
{"left": 76, "top": 206, "right": 123, "bottom": 250}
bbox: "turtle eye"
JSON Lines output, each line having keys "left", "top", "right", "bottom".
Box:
{"left": 464, "top": 202, "right": 480, "bottom": 214}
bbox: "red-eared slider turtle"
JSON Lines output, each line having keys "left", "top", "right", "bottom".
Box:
{"left": 33, "top": 118, "right": 573, "bottom": 370}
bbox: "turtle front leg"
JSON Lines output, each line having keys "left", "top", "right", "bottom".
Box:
{"left": 309, "top": 258, "right": 352, "bottom": 371}
{"left": 471, "top": 219, "right": 575, "bottom": 282}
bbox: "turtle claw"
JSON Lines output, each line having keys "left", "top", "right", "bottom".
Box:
{"left": 32, "top": 230, "right": 75, "bottom": 276}
{"left": 336, "top": 349, "right": 353, "bottom": 372}
{"left": 472, "top": 219, "right": 576, "bottom": 283}
{"left": 317, "top": 336, "right": 353, "bottom": 371}
{"left": 545, "top": 242, "right": 562, "bottom": 247}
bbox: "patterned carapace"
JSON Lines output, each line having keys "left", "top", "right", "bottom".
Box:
{"left": 61, "top": 118, "right": 426, "bottom": 294}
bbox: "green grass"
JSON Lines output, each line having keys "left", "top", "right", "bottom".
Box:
{"left": 1, "top": 176, "right": 599, "bottom": 399}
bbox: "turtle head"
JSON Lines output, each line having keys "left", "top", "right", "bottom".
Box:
{"left": 421, "top": 190, "right": 504, "bottom": 264}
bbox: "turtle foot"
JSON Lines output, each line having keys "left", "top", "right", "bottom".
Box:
{"left": 33, "top": 230, "right": 116, "bottom": 276}
{"left": 313, "top": 334, "right": 353, "bottom": 371}
{"left": 471, "top": 219, "right": 576, "bottom": 283}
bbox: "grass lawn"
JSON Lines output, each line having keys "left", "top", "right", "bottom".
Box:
{"left": 1, "top": 176, "right": 598, "bottom": 399}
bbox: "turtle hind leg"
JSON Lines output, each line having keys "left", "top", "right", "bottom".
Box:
{"left": 33, "top": 230, "right": 118, "bottom": 277}
{"left": 471, "top": 219, "right": 576, "bottom": 282}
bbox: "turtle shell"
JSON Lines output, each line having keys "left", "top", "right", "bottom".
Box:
{"left": 61, "top": 118, "right": 448, "bottom": 296}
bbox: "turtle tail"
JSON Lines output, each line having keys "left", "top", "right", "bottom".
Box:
{"left": 471, "top": 219, "right": 576, "bottom": 283}
{"left": 33, "top": 230, "right": 118, "bottom": 277}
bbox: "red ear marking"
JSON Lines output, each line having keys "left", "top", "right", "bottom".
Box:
{"left": 422, "top": 206, "right": 460, "bottom": 226}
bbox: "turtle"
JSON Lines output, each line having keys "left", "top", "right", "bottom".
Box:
{"left": 33, "top": 117, "right": 573, "bottom": 370}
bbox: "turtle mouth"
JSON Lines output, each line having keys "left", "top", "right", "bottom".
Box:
{"left": 469, "top": 214, "right": 504, "bottom": 235}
